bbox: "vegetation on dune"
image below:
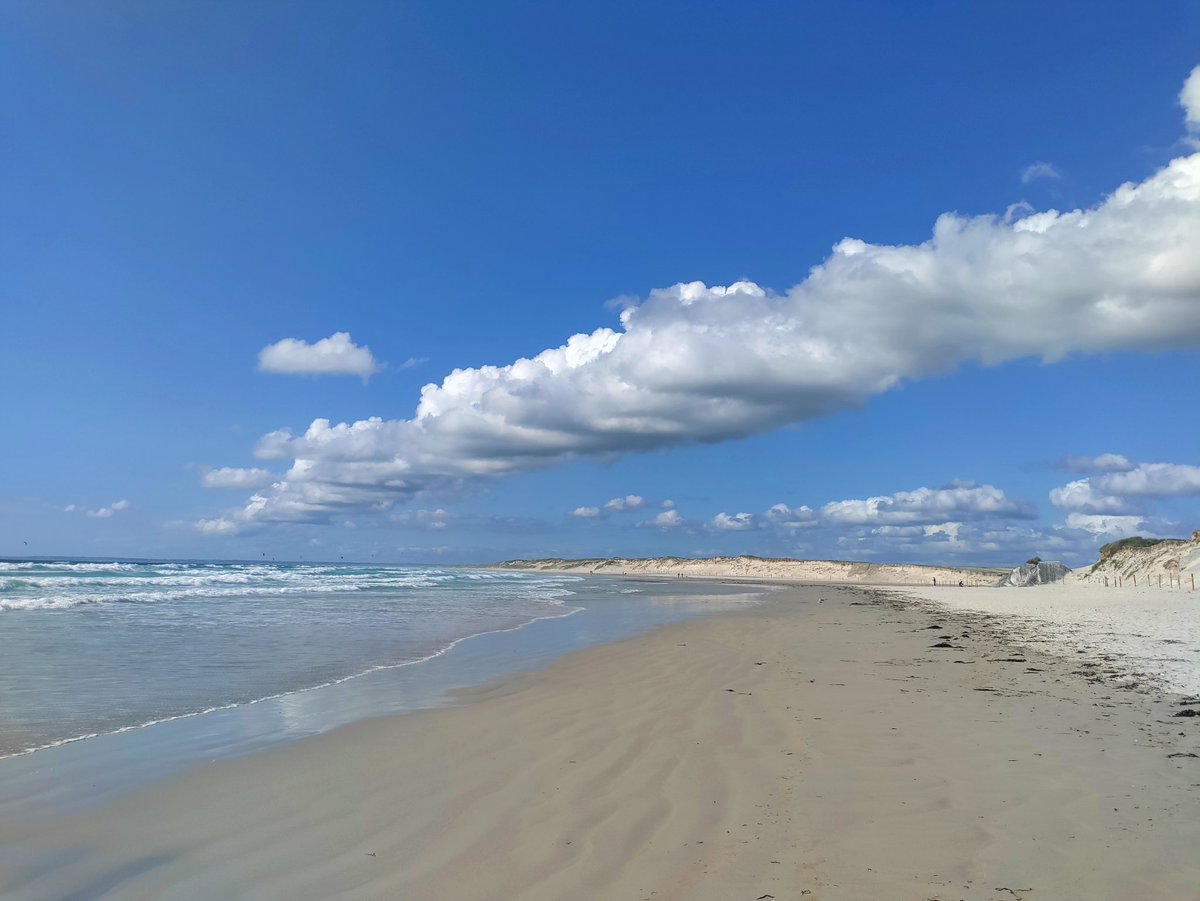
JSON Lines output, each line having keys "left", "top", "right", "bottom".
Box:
{"left": 1096, "top": 536, "right": 1171, "bottom": 560}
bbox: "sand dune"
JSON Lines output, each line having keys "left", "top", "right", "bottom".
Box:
{"left": 494, "top": 554, "right": 1005, "bottom": 586}
{"left": 494, "top": 534, "right": 1200, "bottom": 588}
{"left": 1067, "top": 533, "right": 1200, "bottom": 586}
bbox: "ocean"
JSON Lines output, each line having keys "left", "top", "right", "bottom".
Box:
{"left": 0, "top": 559, "right": 764, "bottom": 812}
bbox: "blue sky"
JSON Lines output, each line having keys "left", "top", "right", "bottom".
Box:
{"left": 3, "top": 1, "right": 1198, "bottom": 566}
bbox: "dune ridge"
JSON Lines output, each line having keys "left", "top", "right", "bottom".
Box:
{"left": 492, "top": 554, "right": 1006, "bottom": 586}
{"left": 1067, "top": 532, "right": 1200, "bottom": 585}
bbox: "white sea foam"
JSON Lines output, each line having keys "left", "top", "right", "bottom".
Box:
{"left": 0, "top": 562, "right": 581, "bottom": 613}
{"left": 0, "top": 561, "right": 141, "bottom": 572}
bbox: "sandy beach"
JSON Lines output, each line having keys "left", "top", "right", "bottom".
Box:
{"left": 3, "top": 581, "right": 1198, "bottom": 900}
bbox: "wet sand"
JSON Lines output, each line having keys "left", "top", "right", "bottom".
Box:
{"left": 2, "top": 583, "right": 1198, "bottom": 900}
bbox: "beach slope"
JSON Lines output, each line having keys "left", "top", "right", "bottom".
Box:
{"left": 2, "top": 585, "right": 1198, "bottom": 900}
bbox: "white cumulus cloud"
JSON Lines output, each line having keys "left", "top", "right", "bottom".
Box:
{"left": 1047, "top": 457, "right": 1198, "bottom": 545}
{"left": 258, "top": 332, "right": 382, "bottom": 380}
{"left": 1050, "top": 460, "right": 1200, "bottom": 532}
{"left": 206, "top": 72, "right": 1200, "bottom": 529}
{"left": 1094, "top": 462, "right": 1200, "bottom": 497}
{"left": 652, "top": 509, "right": 684, "bottom": 529}
{"left": 764, "top": 503, "right": 817, "bottom": 529}
{"left": 710, "top": 511, "right": 756, "bottom": 531}
{"left": 571, "top": 506, "right": 600, "bottom": 518}
{"left": 1048, "top": 478, "right": 1130, "bottom": 513}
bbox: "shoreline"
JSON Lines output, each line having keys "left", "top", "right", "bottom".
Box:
{"left": 0, "top": 577, "right": 767, "bottom": 818}
{"left": 3, "top": 583, "right": 1198, "bottom": 899}
{"left": 0, "top": 603, "right": 589, "bottom": 765}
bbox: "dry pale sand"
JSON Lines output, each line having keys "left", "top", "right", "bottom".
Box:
{"left": 3, "top": 584, "right": 1200, "bottom": 900}
{"left": 883, "top": 582, "right": 1200, "bottom": 697}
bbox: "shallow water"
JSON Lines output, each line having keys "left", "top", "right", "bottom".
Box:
{"left": 0, "top": 560, "right": 593, "bottom": 756}
{"left": 0, "top": 560, "right": 765, "bottom": 814}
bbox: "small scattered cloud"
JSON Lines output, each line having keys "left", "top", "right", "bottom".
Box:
{"left": 652, "top": 509, "right": 684, "bottom": 529}
{"left": 569, "top": 494, "right": 649, "bottom": 519}
{"left": 603, "top": 494, "right": 645, "bottom": 513}
{"left": 389, "top": 508, "right": 453, "bottom": 530}
{"left": 390, "top": 508, "right": 550, "bottom": 534}
{"left": 709, "top": 511, "right": 755, "bottom": 531}
{"left": 1063, "top": 512, "right": 1148, "bottom": 537}
{"left": 195, "top": 517, "right": 238, "bottom": 535}
{"left": 202, "top": 467, "right": 277, "bottom": 489}
{"left": 401, "top": 356, "right": 429, "bottom": 370}
{"left": 764, "top": 503, "right": 817, "bottom": 529}
{"left": 257, "top": 332, "right": 382, "bottom": 381}
{"left": 820, "top": 481, "right": 1034, "bottom": 526}
{"left": 67, "top": 500, "right": 130, "bottom": 519}
{"left": 1020, "top": 161, "right": 1062, "bottom": 184}
{"left": 1058, "top": 453, "right": 1134, "bottom": 473}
